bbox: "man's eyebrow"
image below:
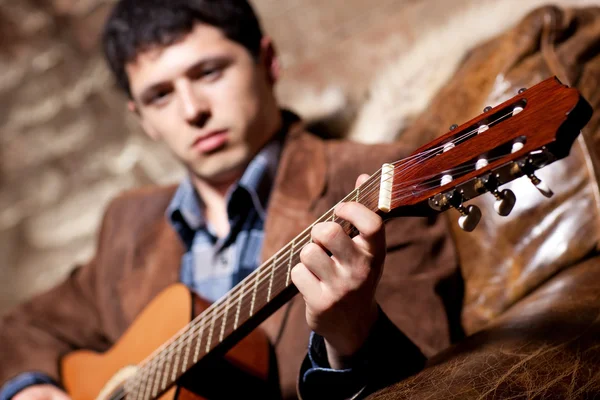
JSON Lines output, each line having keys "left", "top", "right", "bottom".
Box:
{"left": 137, "top": 56, "right": 231, "bottom": 101}
{"left": 184, "top": 55, "right": 230, "bottom": 77}
{"left": 139, "top": 81, "right": 170, "bottom": 100}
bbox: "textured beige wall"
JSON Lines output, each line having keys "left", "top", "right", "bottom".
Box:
{"left": 1, "top": 0, "right": 599, "bottom": 315}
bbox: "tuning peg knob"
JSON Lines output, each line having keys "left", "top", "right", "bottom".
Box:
{"left": 457, "top": 204, "right": 482, "bottom": 232}
{"left": 529, "top": 174, "right": 554, "bottom": 198}
{"left": 492, "top": 189, "right": 516, "bottom": 216}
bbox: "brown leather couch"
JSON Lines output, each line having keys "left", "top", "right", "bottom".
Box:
{"left": 370, "top": 5, "right": 600, "bottom": 399}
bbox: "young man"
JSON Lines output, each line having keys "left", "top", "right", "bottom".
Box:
{"left": 0, "top": 0, "right": 458, "bottom": 399}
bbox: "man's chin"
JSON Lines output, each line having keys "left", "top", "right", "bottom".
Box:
{"left": 190, "top": 161, "right": 247, "bottom": 186}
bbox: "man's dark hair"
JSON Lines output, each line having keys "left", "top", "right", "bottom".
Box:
{"left": 102, "top": 0, "right": 264, "bottom": 97}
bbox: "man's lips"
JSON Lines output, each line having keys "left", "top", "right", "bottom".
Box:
{"left": 191, "top": 130, "right": 228, "bottom": 154}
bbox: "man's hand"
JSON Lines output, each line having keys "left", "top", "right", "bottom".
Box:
{"left": 13, "top": 385, "right": 71, "bottom": 400}
{"left": 292, "top": 174, "right": 385, "bottom": 369}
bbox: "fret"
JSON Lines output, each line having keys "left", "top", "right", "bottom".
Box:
{"left": 161, "top": 353, "right": 171, "bottom": 391}
{"left": 152, "top": 354, "right": 165, "bottom": 397}
{"left": 331, "top": 210, "right": 335, "bottom": 221}
{"left": 286, "top": 240, "right": 295, "bottom": 286}
{"left": 355, "top": 188, "right": 360, "bottom": 202}
{"left": 267, "top": 255, "right": 276, "bottom": 301}
{"left": 144, "top": 359, "right": 157, "bottom": 400}
{"left": 234, "top": 280, "right": 244, "bottom": 329}
{"left": 220, "top": 295, "right": 231, "bottom": 342}
{"left": 128, "top": 376, "right": 141, "bottom": 400}
{"left": 193, "top": 323, "right": 205, "bottom": 363}
{"left": 170, "top": 337, "right": 182, "bottom": 382}
{"left": 137, "top": 366, "right": 150, "bottom": 400}
{"left": 205, "top": 309, "right": 217, "bottom": 353}
{"left": 125, "top": 373, "right": 137, "bottom": 400}
{"left": 249, "top": 272, "right": 259, "bottom": 316}
{"left": 181, "top": 327, "right": 193, "bottom": 374}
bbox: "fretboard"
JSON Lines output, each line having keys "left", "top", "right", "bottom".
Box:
{"left": 124, "top": 169, "right": 384, "bottom": 400}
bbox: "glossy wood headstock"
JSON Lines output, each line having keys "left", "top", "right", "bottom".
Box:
{"left": 385, "top": 77, "right": 593, "bottom": 226}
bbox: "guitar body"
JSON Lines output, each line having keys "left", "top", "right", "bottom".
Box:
{"left": 61, "top": 284, "right": 272, "bottom": 400}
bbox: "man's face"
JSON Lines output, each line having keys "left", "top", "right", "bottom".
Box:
{"left": 126, "top": 24, "right": 280, "bottom": 184}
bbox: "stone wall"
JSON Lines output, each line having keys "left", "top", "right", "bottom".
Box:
{"left": 1, "top": 0, "right": 599, "bottom": 315}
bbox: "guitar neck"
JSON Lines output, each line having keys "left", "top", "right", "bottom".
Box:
{"left": 126, "top": 169, "right": 385, "bottom": 400}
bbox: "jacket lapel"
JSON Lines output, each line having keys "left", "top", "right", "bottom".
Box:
{"left": 261, "top": 118, "right": 327, "bottom": 261}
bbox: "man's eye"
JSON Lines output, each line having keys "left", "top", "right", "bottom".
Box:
{"left": 201, "top": 67, "right": 222, "bottom": 81}
{"left": 149, "top": 90, "right": 172, "bottom": 104}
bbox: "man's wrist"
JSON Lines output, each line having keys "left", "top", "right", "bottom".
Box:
{"left": 324, "top": 302, "right": 380, "bottom": 369}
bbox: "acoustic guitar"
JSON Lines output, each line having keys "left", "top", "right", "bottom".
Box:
{"left": 60, "top": 76, "right": 593, "bottom": 400}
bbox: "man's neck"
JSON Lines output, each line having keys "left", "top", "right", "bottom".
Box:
{"left": 191, "top": 172, "right": 240, "bottom": 239}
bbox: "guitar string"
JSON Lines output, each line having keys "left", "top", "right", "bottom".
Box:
{"left": 124, "top": 107, "right": 520, "bottom": 398}
{"left": 124, "top": 148, "right": 513, "bottom": 400}
{"left": 123, "top": 148, "right": 516, "bottom": 398}
{"left": 135, "top": 149, "right": 515, "bottom": 365}
{"left": 128, "top": 106, "right": 520, "bottom": 376}
{"left": 124, "top": 107, "right": 521, "bottom": 399}
{"left": 125, "top": 160, "right": 414, "bottom": 396}
{"left": 125, "top": 116, "right": 521, "bottom": 400}
{"left": 129, "top": 105, "right": 520, "bottom": 380}
{"left": 129, "top": 103, "right": 521, "bottom": 381}
{"left": 123, "top": 155, "right": 513, "bottom": 400}
{"left": 124, "top": 172, "right": 386, "bottom": 397}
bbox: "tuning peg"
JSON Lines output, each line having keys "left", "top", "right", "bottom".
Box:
{"left": 483, "top": 106, "right": 492, "bottom": 113}
{"left": 518, "top": 87, "right": 527, "bottom": 94}
{"left": 528, "top": 174, "right": 554, "bottom": 198}
{"left": 457, "top": 204, "right": 482, "bottom": 232}
{"left": 492, "top": 189, "right": 516, "bottom": 216}
{"left": 449, "top": 124, "right": 458, "bottom": 131}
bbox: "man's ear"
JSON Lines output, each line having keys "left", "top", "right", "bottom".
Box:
{"left": 128, "top": 100, "right": 160, "bottom": 141}
{"left": 260, "top": 36, "right": 280, "bottom": 85}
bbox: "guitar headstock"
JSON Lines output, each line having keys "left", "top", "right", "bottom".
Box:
{"left": 382, "top": 76, "right": 593, "bottom": 231}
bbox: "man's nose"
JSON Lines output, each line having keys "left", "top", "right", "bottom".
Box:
{"left": 179, "top": 83, "right": 210, "bottom": 126}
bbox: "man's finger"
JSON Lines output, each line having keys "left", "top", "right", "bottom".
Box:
{"left": 51, "top": 392, "right": 71, "bottom": 400}
{"left": 334, "top": 202, "right": 385, "bottom": 251}
{"left": 355, "top": 173, "right": 370, "bottom": 189}
{"left": 291, "top": 263, "right": 321, "bottom": 301}
{"left": 299, "top": 242, "right": 337, "bottom": 282}
{"left": 311, "top": 222, "right": 358, "bottom": 267}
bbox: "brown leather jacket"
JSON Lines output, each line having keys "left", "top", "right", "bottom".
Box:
{"left": 0, "top": 113, "right": 458, "bottom": 399}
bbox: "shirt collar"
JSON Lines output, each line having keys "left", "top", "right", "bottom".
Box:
{"left": 166, "top": 177, "right": 204, "bottom": 232}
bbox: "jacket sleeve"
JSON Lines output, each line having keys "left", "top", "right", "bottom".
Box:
{"left": 298, "top": 307, "right": 426, "bottom": 400}
{"left": 0, "top": 373, "right": 59, "bottom": 400}
{"left": 0, "top": 199, "right": 122, "bottom": 387}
